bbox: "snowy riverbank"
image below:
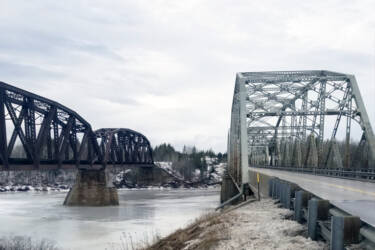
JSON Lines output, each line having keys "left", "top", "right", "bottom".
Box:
{"left": 0, "top": 183, "right": 221, "bottom": 193}
{"left": 145, "top": 198, "right": 327, "bottom": 250}
{"left": 0, "top": 184, "right": 70, "bottom": 192}
{"left": 0, "top": 161, "right": 224, "bottom": 193}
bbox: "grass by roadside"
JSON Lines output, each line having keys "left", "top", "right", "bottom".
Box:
{"left": 0, "top": 236, "right": 58, "bottom": 250}
{"left": 142, "top": 212, "right": 228, "bottom": 250}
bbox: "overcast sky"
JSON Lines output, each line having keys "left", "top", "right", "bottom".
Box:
{"left": 0, "top": 0, "right": 374, "bottom": 152}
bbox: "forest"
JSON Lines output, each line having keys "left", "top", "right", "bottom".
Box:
{"left": 153, "top": 143, "right": 227, "bottom": 180}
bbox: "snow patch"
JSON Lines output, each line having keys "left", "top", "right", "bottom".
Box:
{"left": 215, "top": 199, "right": 327, "bottom": 250}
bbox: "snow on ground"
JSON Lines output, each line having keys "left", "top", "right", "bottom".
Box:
{"left": 215, "top": 199, "right": 327, "bottom": 250}
{"left": 156, "top": 159, "right": 225, "bottom": 184}
{"left": 156, "top": 161, "right": 173, "bottom": 171}
{"left": 208, "top": 162, "right": 225, "bottom": 183}
{"left": 216, "top": 199, "right": 327, "bottom": 249}
{"left": 180, "top": 198, "right": 328, "bottom": 250}
{"left": 155, "top": 161, "right": 184, "bottom": 179}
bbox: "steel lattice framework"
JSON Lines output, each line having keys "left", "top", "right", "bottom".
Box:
{"left": 95, "top": 128, "right": 153, "bottom": 166}
{"left": 0, "top": 81, "right": 153, "bottom": 170}
{"left": 228, "top": 70, "right": 375, "bottom": 188}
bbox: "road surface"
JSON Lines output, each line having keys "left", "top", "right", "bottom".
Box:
{"left": 251, "top": 167, "right": 375, "bottom": 227}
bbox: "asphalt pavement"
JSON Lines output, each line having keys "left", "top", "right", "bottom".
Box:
{"left": 251, "top": 167, "right": 375, "bottom": 227}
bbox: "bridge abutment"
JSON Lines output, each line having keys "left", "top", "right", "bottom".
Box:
{"left": 220, "top": 173, "right": 241, "bottom": 204}
{"left": 63, "top": 169, "right": 119, "bottom": 206}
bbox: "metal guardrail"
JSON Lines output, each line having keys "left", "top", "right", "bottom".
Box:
{"left": 255, "top": 165, "right": 375, "bottom": 182}
{"left": 270, "top": 177, "right": 375, "bottom": 250}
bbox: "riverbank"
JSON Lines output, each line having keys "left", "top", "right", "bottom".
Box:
{"left": 144, "top": 198, "right": 327, "bottom": 250}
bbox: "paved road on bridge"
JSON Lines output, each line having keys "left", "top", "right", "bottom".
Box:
{"left": 252, "top": 167, "right": 375, "bottom": 227}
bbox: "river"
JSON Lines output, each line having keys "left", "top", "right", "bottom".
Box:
{"left": 0, "top": 188, "right": 220, "bottom": 250}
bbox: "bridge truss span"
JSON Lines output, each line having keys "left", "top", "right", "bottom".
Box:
{"left": 0, "top": 81, "right": 153, "bottom": 170}
{"left": 228, "top": 70, "right": 375, "bottom": 188}
{"left": 95, "top": 128, "right": 153, "bottom": 166}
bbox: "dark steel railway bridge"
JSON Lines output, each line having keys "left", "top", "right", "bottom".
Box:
{"left": 0, "top": 81, "right": 155, "bottom": 206}
{"left": 0, "top": 81, "right": 153, "bottom": 171}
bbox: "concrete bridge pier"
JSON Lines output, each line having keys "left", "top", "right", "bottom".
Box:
{"left": 63, "top": 169, "right": 119, "bottom": 206}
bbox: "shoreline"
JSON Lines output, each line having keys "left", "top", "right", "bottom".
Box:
{"left": 0, "top": 184, "right": 221, "bottom": 193}
{"left": 143, "top": 198, "right": 328, "bottom": 250}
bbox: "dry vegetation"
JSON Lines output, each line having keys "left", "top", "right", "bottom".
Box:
{"left": 143, "top": 212, "right": 229, "bottom": 250}
{"left": 140, "top": 199, "right": 327, "bottom": 250}
{"left": 0, "top": 236, "right": 58, "bottom": 250}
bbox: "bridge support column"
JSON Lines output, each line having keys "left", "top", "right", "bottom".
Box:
{"left": 268, "top": 178, "right": 274, "bottom": 197}
{"left": 271, "top": 178, "right": 279, "bottom": 199}
{"left": 331, "top": 216, "right": 360, "bottom": 250}
{"left": 280, "top": 182, "right": 288, "bottom": 206}
{"left": 308, "top": 199, "right": 330, "bottom": 240}
{"left": 63, "top": 169, "right": 119, "bottom": 206}
{"left": 294, "top": 190, "right": 310, "bottom": 223}
{"left": 285, "top": 183, "right": 298, "bottom": 209}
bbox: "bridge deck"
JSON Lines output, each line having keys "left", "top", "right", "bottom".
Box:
{"left": 251, "top": 167, "right": 375, "bottom": 227}
{"left": 0, "top": 164, "right": 154, "bottom": 171}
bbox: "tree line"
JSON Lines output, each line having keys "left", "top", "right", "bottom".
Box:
{"left": 153, "top": 143, "right": 227, "bottom": 181}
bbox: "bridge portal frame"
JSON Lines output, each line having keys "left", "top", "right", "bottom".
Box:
{"left": 228, "top": 70, "right": 375, "bottom": 191}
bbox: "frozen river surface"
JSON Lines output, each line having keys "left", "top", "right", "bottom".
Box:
{"left": 0, "top": 188, "right": 220, "bottom": 250}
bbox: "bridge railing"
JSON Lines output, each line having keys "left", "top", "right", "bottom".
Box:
{"left": 269, "top": 177, "right": 375, "bottom": 249}
{"left": 254, "top": 165, "right": 375, "bottom": 181}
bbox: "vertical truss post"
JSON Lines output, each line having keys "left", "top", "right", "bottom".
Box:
{"left": 53, "top": 117, "right": 60, "bottom": 165}
{"left": 348, "top": 75, "right": 375, "bottom": 166}
{"left": 302, "top": 92, "right": 308, "bottom": 139}
{"left": 229, "top": 81, "right": 239, "bottom": 182}
{"left": 318, "top": 80, "right": 327, "bottom": 166}
{"left": 238, "top": 75, "right": 249, "bottom": 186}
{"left": 69, "top": 119, "right": 77, "bottom": 162}
{"left": 87, "top": 135, "right": 93, "bottom": 163}
{"left": 24, "top": 97, "right": 36, "bottom": 159}
{"left": 47, "top": 128, "right": 52, "bottom": 160}
{"left": 227, "top": 131, "right": 230, "bottom": 170}
{"left": 345, "top": 91, "right": 353, "bottom": 168}
{"left": 0, "top": 88, "right": 8, "bottom": 168}
{"left": 291, "top": 108, "right": 296, "bottom": 139}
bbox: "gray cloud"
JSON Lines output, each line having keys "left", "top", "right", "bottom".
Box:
{"left": 0, "top": 0, "right": 374, "bottom": 152}
{"left": 0, "top": 60, "right": 64, "bottom": 80}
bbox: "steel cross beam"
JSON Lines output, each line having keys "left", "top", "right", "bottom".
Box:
{"left": 0, "top": 81, "right": 154, "bottom": 170}
{"left": 228, "top": 70, "right": 375, "bottom": 189}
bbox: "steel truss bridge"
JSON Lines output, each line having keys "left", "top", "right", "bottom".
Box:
{"left": 228, "top": 70, "right": 375, "bottom": 188}
{"left": 224, "top": 70, "right": 375, "bottom": 249}
{"left": 0, "top": 82, "right": 153, "bottom": 171}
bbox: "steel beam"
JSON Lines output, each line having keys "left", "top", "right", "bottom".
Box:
{"left": 348, "top": 75, "right": 375, "bottom": 164}
{"left": 0, "top": 89, "right": 8, "bottom": 167}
